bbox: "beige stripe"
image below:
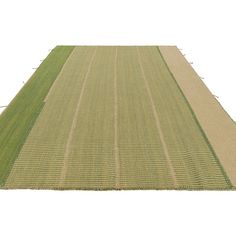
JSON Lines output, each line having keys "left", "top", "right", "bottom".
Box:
{"left": 44, "top": 48, "right": 76, "bottom": 102}
{"left": 114, "top": 47, "right": 120, "bottom": 189}
{"left": 159, "top": 46, "right": 236, "bottom": 187}
{"left": 136, "top": 47, "right": 177, "bottom": 188}
{"left": 59, "top": 47, "right": 97, "bottom": 187}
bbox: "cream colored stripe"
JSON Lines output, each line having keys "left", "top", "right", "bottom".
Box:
{"left": 59, "top": 47, "right": 97, "bottom": 187}
{"left": 44, "top": 48, "right": 76, "bottom": 102}
{"left": 136, "top": 47, "right": 177, "bottom": 188}
{"left": 114, "top": 47, "right": 120, "bottom": 189}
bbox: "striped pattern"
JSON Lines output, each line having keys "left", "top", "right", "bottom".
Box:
{"left": 1, "top": 46, "right": 234, "bottom": 190}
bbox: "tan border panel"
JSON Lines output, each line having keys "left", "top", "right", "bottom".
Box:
{"left": 159, "top": 46, "right": 236, "bottom": 187}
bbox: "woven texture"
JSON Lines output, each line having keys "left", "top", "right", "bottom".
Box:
{"left": 0, "top": 46, "right": 234, "bottom": 190}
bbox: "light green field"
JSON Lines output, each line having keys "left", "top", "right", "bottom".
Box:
{"left": 1, "top": 46, "right": 233, "bottom": 190}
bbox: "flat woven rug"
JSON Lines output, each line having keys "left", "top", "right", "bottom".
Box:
{"left": 0, "top": 46, "right": 235, "bottom": 190}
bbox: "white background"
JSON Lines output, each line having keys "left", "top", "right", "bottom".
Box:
{"left": 0, "top": 0, "right": 236, "bottom": 235}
